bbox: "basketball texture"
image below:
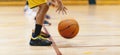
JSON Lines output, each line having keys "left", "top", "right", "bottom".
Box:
{"left": 58, "top": 19, "right": 79, "bottom": 39}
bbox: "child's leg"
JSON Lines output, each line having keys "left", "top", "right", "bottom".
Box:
{"left": 33, "top": 3, "right": 49, "bottom": 37}
{"left": 30, "top": 3, "right": 52, "bottom": 46}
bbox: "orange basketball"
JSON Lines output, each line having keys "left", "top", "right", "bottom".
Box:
{"left": 58, "top": 18, "right": 79, "bottom": 39}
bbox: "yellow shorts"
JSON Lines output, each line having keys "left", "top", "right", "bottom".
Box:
{"left": 28, "top": 0, "right": 47, "bottom": 9}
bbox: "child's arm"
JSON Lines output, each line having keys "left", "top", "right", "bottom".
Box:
{"left": 55, "top": 0, "right": 67, "bottom": 14}
{"left": 47, "top": 0, "right": 67, "bottom": 14}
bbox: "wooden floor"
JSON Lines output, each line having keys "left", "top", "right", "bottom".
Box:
{"left": 0, "top": 5, "right": 120, "bottom": 55}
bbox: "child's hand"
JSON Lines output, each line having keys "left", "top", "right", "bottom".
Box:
{"left": 56, "top": 0, "right": 67, "bottom": 15}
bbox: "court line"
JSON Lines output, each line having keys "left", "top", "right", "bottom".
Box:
{"left": 43, "top": 25, "right": 62, "bottom": 55}
{"left": 80, "top": 35, "right": 120, "bottom": 36}
{"left": 58, "top": 45, "right": 120, "bottom": 48}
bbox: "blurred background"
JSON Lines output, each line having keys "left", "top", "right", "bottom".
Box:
{"left": 0, "top": 0, "right": 120, "bottom": 6}
{"left": 0, "top": 0, "right": 120, "bottom": 55}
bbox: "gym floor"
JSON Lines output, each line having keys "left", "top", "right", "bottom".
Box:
{"left": 0, "top": 5, "right": 120, "bottom": 55}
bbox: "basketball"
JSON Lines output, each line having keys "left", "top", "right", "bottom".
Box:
{"left": 58, "top": 18, "right": 79, "bottom": 39}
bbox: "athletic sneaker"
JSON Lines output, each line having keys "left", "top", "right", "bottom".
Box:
{"left": 44, "top": 20, "right": 51, "bottom": 25}
{"left": 45, "top": 15, "right": 51, "bottom": 19}
{"left": 30, "top": 35, "right": 52, "bottom": 46}
{"left": 40, "top": 31, "right": 50, "bottom": 38}
{"left": 32, "top": 31, "right": 50, "bottom": 38}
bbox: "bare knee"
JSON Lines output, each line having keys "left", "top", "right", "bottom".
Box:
{"left": 37, "top": 4, "right": 49, "bottom": 18}
{"left": 35, "top": 3, "right": 49, "bottom": 24}
{"left": 40, "top": 3, "right": 49, "bottom": 9}
{"left": 37, "top": 3, "right": 49, "bottom": 16}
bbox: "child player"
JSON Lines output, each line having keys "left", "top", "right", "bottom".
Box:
{"left": 28, "top": 0, "right": 67, "bottom": 46}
